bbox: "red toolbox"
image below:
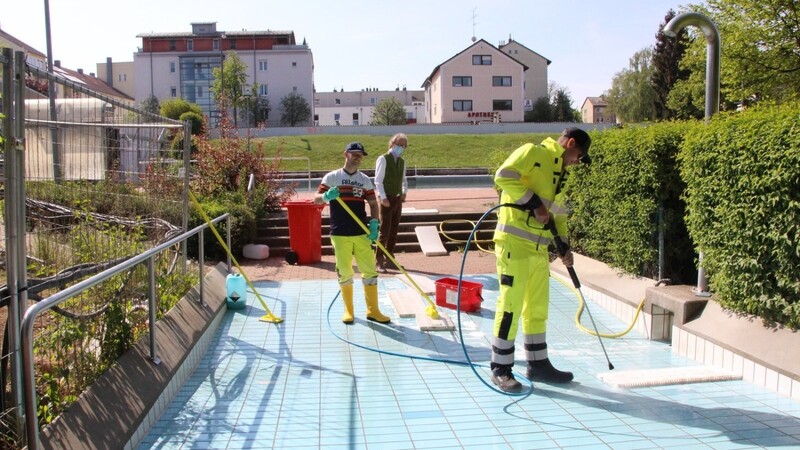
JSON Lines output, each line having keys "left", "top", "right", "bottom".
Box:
{"left": 435, "top": 277, "right": 483, "bottom": 312}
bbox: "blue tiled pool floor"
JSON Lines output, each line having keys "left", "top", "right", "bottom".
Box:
{"left": 139, "top": 275, "right": 800, "bottom": 449}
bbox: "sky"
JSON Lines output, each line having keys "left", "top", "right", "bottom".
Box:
{"left": 5, "top": 0, "right": 690, "bottom": 107}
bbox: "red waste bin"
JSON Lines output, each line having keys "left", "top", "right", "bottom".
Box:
{"left": 283, "top": 200, "right": 324, "bottom": 264}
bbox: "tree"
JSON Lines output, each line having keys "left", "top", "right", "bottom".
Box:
{"left": 606, "top": 48, "right": 658, "bottom": 123}
{"left": 279, "top": 92, "right": 311, "bottom": 126}
{"left": 551, "top": 88, "right": 578, "bottom": 122}
{"left": 370, "top": 97, "right": 407, "bottom": 125}
{"left": 700, "top": 0, "right": 800, "bottom": 104}
{"left": 651, "top": 9, "right": 690, "bottom": 120}
{"left": 525, "top": 96, "right": 553, "bottom": 122}
{"left": 211, "top": 51, "right": 249, "bottom": 127}
{"left": 239, "top": 83, "right": 271, "bottom": 127}
{"left": 140, "top": 95, "right": 160, "bottom": 116}
{"left": 668, "top": 0, "right": 800, "bottom": 114}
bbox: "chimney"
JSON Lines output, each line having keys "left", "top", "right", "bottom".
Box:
{"left": 54, "top": 60, "right": 61, "bottom": 67}
{"left": 90, "top": 72, "right": 95, "bottom": 77}
{"left": 78, "top": 68, "right": 83, "bottom": 74}
{"left": 106, "top": 57, "right": 113, "bottom": 86}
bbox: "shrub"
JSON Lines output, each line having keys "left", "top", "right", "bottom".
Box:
{"left": 680, "top": 104, "right": 800, "bottom": 328}
{"left": 566, "top": 123, "right": 696, "bottom": 283}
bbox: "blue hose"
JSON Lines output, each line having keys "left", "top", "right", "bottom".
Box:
{"left": 325, "top": 203, "right": 533, "bottom": 396}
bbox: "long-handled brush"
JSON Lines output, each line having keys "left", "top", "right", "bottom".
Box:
{"left": 545, "top": 220, "right": 613, "bottom": 370}
{"left": 334, "top": 197, "right": 440, "bottom": 320}
{"left": 189, "top": 191, "right": 283, "bottom": 323}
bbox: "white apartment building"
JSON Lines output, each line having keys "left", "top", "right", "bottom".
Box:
{"left": 422, "top": 39, "right": 529, "bottom": 124}
{"left": 498, "top": 38, "right": 550, "bottom": 111}
{"left": 313, "top": 88, "right": 425, "bottom": 126}
{"left": 133, "top": 22, "right": 314, "bottom": 125}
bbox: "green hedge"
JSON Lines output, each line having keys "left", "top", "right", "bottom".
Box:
{"left": 566, "top": 122, "right": 696, "bottom": 283}
{"left": 680, "top": 104, "right": 800, "bottom": 328}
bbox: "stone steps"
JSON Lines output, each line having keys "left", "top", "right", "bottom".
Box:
{"left": 255, "top": 211, "right": 497, "bottom": 257}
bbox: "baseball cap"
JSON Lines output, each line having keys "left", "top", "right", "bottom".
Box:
{"left": 345, "top": 142, "right": 368, "bottom": 155}
{"left": 563, "top": 127, "right": 591, "bottom": 164}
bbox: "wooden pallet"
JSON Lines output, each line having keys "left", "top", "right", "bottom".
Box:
{"left": 395, "top": 272, "right": 437, "bottom": 294}
{"left": 388, "top": 289, "right": 454, "bottom": 331}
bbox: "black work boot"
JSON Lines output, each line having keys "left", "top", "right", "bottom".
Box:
{"left": 526, "top": 358, "right": 574, "bottom": 383}
{"left": 491, "top": 367, "right": 522, "bottom": 393}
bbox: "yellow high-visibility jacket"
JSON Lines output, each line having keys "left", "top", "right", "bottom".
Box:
{"left": 493, "top": 137, "right": 570, "bottom": 251}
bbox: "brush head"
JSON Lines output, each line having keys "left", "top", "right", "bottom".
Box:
{"left": 598, "top": 366, "right": 740, "bottom": 388}
{"left": 425, "top": 305, "right": 440, "bottom": 320}
{"left": 260, "top": 314, "right": 284, "bottom": 323}
{"left": 609, "top": 363, "right": 614, "bottom": 370}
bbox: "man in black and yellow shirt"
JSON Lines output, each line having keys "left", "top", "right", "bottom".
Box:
{"left": 315, "top": 142, "right": 391, "bottom": 324}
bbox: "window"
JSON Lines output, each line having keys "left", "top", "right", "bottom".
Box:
{"left": 259, "top": 60, "right": 268, "bottom": 71}
{"left": 187, "top": 40, "right": 193, "bottom": 51}
{"left": 229, "top": 39, "right": 237, "bottom": 49}
{"left": 118, "top": 74, "right": 127, "bottom": 82}
{"left": 292, "top": 86, "right": 297, "bottom": 92}
{"left": 453, "top": 100, "right": 473, "bottom": 111}
{"left": 170, "top": 87, "right": 177, "bottom": 97}
{"left": 370, "top": 97, "right": 377, "bottom": 105}
{"left": 259, "top": 84, "right": 268, "bottom": 96}
{"left": 493, "top": 100, "right": 513, "bottom": 110}
{"left": 314, "top": 98, "right": 320, "bottom": 106}
{"left": 492, "top": 76, "right": 512, "bottom": 87}
{"left": 170, "top": 62, "right": 176, "bottom": 73}
{"left": 472, "top": 55, "right": 492, "bottom": 65}
{"left": 292, "top": 62, "right": 297, "bottom": 67}
{"left": 452, "top": 76, "right": 472, "bottom": 87}
{"left": 353, "top": 113, "right": 359, "bottom": 125}
{"left": 197, "top": 86, "right": 203, "bottom": 98}
{"left": 169, "top": 40, "right": 176, "bottom": 51}
{"left": 335, "top": 98, "right": 341, "bottom": 105}
{"left": 213, "top": 39, "right": 219, "bottom": 51}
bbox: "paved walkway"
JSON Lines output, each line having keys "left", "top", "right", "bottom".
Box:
{"left": 137, "top": 187, "right": 800, "bottom": 449}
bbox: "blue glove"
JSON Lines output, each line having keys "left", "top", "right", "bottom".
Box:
{"left": 322, "top": 186, "right": 340, "bottom": 203}
{"left": 368, "top": 218, "right": 380, "bottom": 242}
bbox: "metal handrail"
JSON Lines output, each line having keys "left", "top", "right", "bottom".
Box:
{"left": 20, "top": 213, "right": 231, "bottom": 449}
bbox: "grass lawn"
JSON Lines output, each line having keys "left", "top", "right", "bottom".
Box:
{"left": 246, "top": 132, "right": 558, "bottom": 172}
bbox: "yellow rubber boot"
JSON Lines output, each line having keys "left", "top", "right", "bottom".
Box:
{"left": 341, "top": 284, "right": 355, "bottom": 324}
{"left": 364, "top": 284, "right": 391, "bottom": 324}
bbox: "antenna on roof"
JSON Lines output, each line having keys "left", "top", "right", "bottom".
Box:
{"left": 471, "top": 8, "right": 477, "bottom": 42}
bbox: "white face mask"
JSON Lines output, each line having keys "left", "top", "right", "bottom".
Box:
{"left": 392, "top": 145, "right": 405, "bottom": 156}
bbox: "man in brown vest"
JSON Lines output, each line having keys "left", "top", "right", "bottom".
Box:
{"left": 374, "top": 133, "right": 409, "bottom": 272}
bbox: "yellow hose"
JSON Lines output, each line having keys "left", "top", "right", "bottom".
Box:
{"left": 554, "top": 275, "right": 644, "bottom": 338}
{"left": 438, "top": 219, "right": 496, "bottom": 253}
{"left": 188, "top": 191, "right": 283, "bottom": 323}
{"left": 333, "top": 196, "right": 440, "bottom": 320}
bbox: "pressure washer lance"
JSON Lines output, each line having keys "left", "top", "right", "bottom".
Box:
{"left": 544, "top": 219, "right": 614, "bottom": 371}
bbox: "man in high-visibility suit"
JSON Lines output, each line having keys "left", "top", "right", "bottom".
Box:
{"left": 490, "top": 127, "right": 591, "bottom": 392}
{"left": 315, "top": 142, "right": 391, "bottom": 325}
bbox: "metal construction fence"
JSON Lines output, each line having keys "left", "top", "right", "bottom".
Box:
{"left": 1, "top": 48, "right": 195, "bottom": 448}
